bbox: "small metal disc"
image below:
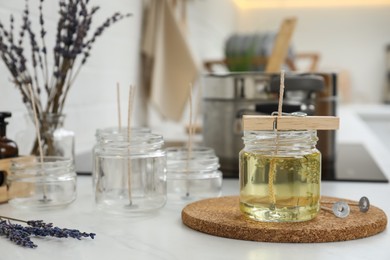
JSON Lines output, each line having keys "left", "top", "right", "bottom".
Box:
{"left": 358, "top": 196, "right": 370, "bottom": 213}
{"left": 332, "top": 201, "right": 350, "bottom": 218}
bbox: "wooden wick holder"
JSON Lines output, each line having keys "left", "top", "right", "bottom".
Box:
{"left": 243, "top": 115, "right": 340, "bottom": 131}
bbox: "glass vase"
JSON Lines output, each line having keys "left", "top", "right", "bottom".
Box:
{"left": 31, "top": 113, "right": 75, "bottom": 161}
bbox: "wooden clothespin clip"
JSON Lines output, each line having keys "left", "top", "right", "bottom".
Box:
{"left": 242, "top": 112, "right": 339, "bottom": 131}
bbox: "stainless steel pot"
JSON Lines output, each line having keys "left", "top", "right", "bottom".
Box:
{"left": 202, "top": 72, "right": 337, "bottom": 179}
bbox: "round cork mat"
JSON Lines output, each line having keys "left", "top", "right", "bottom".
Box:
{"left": 182, "top": 196, "right": 387, "bottom": 243}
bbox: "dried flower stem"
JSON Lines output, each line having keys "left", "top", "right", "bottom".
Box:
{"left": 0, "top": 215, "right": 96, "bottom": 249}
{"left": 0, "top": 215, "right": 28, "bottom": 224}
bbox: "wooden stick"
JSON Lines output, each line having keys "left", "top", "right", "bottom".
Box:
{"left": 127, "top": 85, "right": 135, "bottom": 205}
{"left": 127, "top": 85, "right": 135, "bottom": 144}
{"left": 186, "top": 83, "right": 193, "bottom": 197}
{"left": 193, "top": 80, "right": 202, "bottom": 135}
{"left": 28, "top": 84, "right": 48, "bottom": 200}
{"left": 27, "top": 84, "right": 44, "bottom": 165}
{"left": 116, "top": 82, "right": 122, "bottom": 131}
{"left": 187, "top": 84, "right": 193, "bottom": 159}
{"left": 268, "top": 71, "right": 285, "bottom": 207}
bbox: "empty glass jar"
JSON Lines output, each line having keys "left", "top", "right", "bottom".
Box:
{"left": 92, "top": 127, "right": 151, "bottom": 189}
{"left": 239, "top": 130, "right": 321, "bottom": 222}
{"left": 7, "top": 156, "right": 77, "bottom": 209}
{"left": 93, "top": 133, "right": 167, "bottom": 213}
{"left": 166, "top": 146, "right": 222, "bottom": 203}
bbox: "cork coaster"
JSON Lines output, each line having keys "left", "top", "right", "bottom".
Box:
{"left": 182, "top": 196, "right": 387, "bottom": 243}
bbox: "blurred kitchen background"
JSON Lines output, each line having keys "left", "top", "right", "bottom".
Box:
{"left": 1, "top": 0, "right": 390, "bottom": 173}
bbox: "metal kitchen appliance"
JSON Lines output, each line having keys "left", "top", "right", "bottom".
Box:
{"left": 202, "top": 72, "right": 337, "bottom": 179}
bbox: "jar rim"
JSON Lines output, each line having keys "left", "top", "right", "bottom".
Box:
{"left": 11, "top": 156, "right": 73, "bottom": 166}
{"left": 167, "top": 170, "right": 222, "bottom": 180}
{"left": 9, "top": 156, "right": 75, "bottom": 179}
{"left": 166, "top": 146, "right": 216, "bottom": 158}
{"left": 241, "top": 129, "right": 319, "bottom": 154}
{"left": 95, "top": 127, "right": 151, "bottom": 138}
{"left": 243, "top": 129, "right": 317, "bottom": 141}
{"left": 98, "top": 133, "right": 164, "bottom": 148}
{"left": 244, "top": 129, "right": 317, "bottom": 134}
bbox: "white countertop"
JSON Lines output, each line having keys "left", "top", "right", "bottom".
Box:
{"left": 1, "top": 104, "right": 390, "bottom": 260}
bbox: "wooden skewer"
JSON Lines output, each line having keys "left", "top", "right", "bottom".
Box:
{"left": 268, "top": 71, "right": 285, "bottom": 207}
{"left": 28, "top": 84, "right": 48, "bottom": 200}
{"left": 193, "top": 80, "right": 202, "bottom": 135}
{"left": 186, "top": 83, "right": 193, "bottom": 197}
{"left": 116, "top": 82, "right": 122, "bottom": 131}
{"left": 187, "top": 84, "right": 193, "bottom": 159}
{"left": 127, "top": 85, "right": 135, "bottom": 205}
{"left": 27, "top": 84, "right": 44, "bottom": 165}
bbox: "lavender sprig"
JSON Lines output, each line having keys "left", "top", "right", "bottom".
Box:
{"left": 0, "top": 216, "right": 96, "bottom": 249}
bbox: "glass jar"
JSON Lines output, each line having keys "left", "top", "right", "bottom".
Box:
{"left": 166, "top": 147, "right": 222, "bottom": 203}
{"left": 7, "top": 156, "right": 77, "bottom": 209}
{"left": 239, "top": 130, "right": 321, "bottom": 222}
{"left": 94, "top": 133, "right": 167, "bottom": 213}
{"left": 92, "top": 127, "right": 151, "bottom": 189}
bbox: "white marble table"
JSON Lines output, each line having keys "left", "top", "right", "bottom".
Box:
{"left": 1, "top": 104, "right": 390, "bottom": 259}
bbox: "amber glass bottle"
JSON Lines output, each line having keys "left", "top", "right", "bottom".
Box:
{"left": 0, "top": 112, "right": 19, "bottom": 186}
{"left": 0, "top": 112, "right": 19, "bottom": 159}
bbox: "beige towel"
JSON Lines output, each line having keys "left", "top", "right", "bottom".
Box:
{"left": 142, "top": 0, "right": 198, "bottom": 121}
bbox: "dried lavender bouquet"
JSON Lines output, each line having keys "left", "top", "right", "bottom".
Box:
{"left": 0, "top": 215, "right": 95, "bottom": 248}
{"left": 0, "top": 0, "right": 130, "bottom": 155}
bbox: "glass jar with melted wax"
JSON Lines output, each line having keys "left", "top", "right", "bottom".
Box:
{"left": 239, "top": 130, "right": 321, "bottom": 222}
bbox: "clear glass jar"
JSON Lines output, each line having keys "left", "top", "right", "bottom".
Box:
{"left": 94, "top": 133, "right": 167, "bottom": 213}
{"left": 92, "top": 127, "right": 151, "bottom": 189}
{"left": 166, "top": 147, "right": 222, "bottom": 203}
{"left": 7, "top": 156, "right": 77, "bottom": 209}
{"left": 239, "top": 130, "right": 321, "bottom": 222}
